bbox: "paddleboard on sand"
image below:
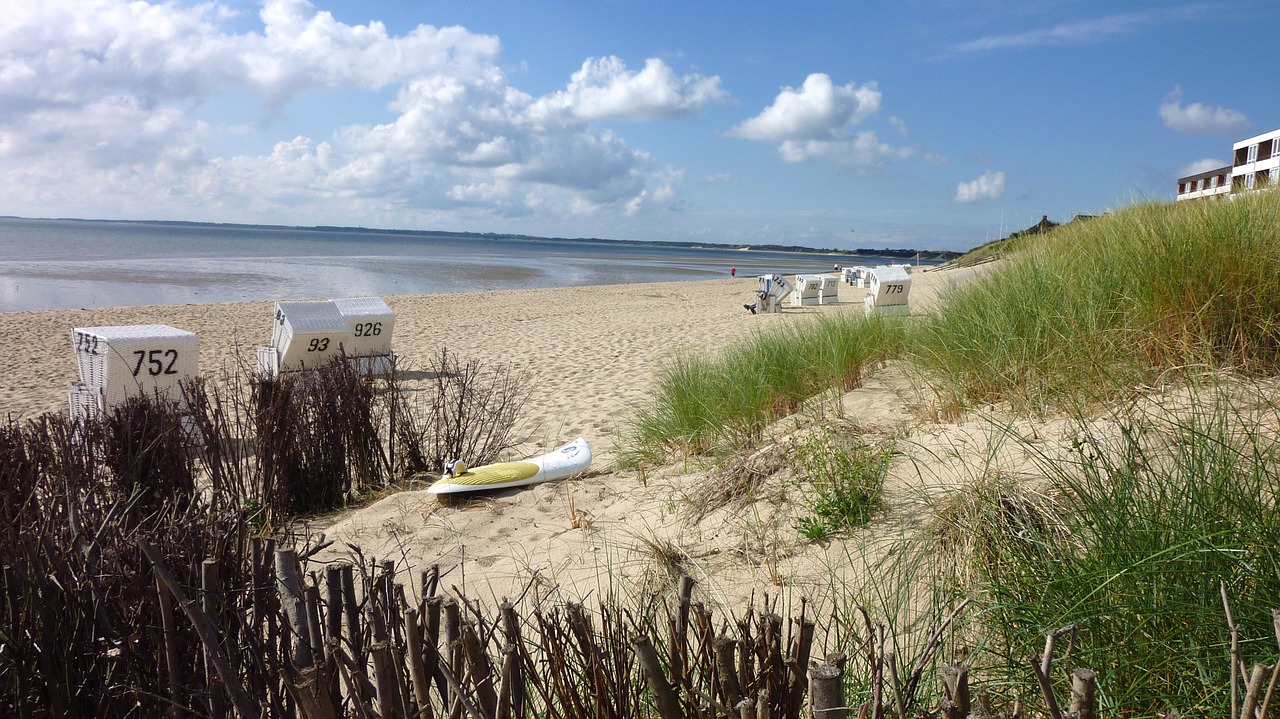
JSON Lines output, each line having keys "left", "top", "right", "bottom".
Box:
{"left": 427, "top": 437, "right": 591, "bottom": 495}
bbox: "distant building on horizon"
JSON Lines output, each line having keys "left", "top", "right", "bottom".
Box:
{"left": 1177, "top": 128, "right": 1280, "bottom": 201}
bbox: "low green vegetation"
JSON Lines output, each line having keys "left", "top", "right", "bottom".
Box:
{"left": 615, "top": 312, "right": 906, "bottom": 467}
{"left": 967, "top": 391, "right": 1280, "bottom": 716}
{"left": 792, "top": 429, "right": 892, "bottom": 540}
{"left": 617, "top": 191, "right": 1280, "bottom": 717}
{"left": 911, "top": 194, "right": 1280, "bottom": 413}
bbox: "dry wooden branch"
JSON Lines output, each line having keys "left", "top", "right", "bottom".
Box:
{"left": 201, "top": 558, "right": 227, "bottom": 719}
{"left": 1030, "top": 625, "right": 1076, "bottom": 719}
{"left": 887, "top": 653, "right": 907, "bottom": 719}
{"left": 1242, "top": 664, "right": 1267, "bottom": 719}
{"left": 1223, "top": 581, "right": 1241, "bottom": 719}
{"left": 138, "top": 538, "right": 261, "bottom": 719}
{"left": 154, "top": 569, "right": 182, "bottom": 719}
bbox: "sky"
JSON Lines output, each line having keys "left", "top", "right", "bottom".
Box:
{"left": 2, "top": 1, "right": 1278, "bottom": 252}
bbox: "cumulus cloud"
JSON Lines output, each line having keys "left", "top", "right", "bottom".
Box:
{"left": 730, "top": 73, "right": 911, "bottom": 168}
{"left": 1159, "top": 87, "right": 1251, "bottom": 135}
{"left": 731, "top": 74, "right": 879, "bottom": 142}
{"left": 0, "top": 0, "right": 711, "bottom": 228}
{"left": 954, "top": 170, "right": 1005, "bottom": 203}
{"left": 534, "top": 57, "right": 727, "bottom": 121}
{"left": 1179, "top": 158, "right": 1228, "bottom": 177}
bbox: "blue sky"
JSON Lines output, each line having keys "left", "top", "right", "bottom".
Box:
{"left": 1, "top": 0, "right": 1276, "bottom": 251}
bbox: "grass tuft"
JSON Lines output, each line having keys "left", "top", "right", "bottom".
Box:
{"left": 616, "top": 312, "right": 906, "bottom": 466}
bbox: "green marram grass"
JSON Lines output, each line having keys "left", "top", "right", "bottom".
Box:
{"left": 910, "top": 193, "right": 1280, "bottom": 413}
{"left": 615, "top": 191, "right": 1280, "bottom": 716}
{"left": 966, "top": 389, "right": 1280, "bottom": 717}
{"left": 615, "top": 311, "right": 906, "bottom": 466}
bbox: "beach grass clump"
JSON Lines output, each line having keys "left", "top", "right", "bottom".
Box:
{"left": 911, "top": 193, "right": 1280, "bottom": 412}
{"left": 792, "top": 428, "right": 892, "bottom": 540}
{"left": 971, "top": 389, "right": 1280, "bottom": 716}
{"left": 616, "top": 312, "right": 906, "bottom": 466}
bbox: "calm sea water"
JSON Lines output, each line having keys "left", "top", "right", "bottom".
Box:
{"left": 0, "top": 217, "right": 926, "bottom": 312}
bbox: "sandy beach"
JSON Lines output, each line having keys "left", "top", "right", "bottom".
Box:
{"left": 1, "top": 267, "right": 1020, "bottom": 612}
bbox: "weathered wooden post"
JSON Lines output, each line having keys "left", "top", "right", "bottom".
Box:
{"left": 941, "top": 664, "right": 970, "bottom": 719}
{"left": 404, "top": 608, "right": 436, "bottom": 719}
{"left": 716, "top": 636, "right": 742, "bottom": 706}
{"left": 202, "top": 558, "right": 227, "bottom": 719}
{"left": 275, "top": 547, "right": 312, "bottom": 669}
{"left": 462, "top": 618, "right": 498, "bottom": 718}
{"left": 634, "top": 634, "right": 684, "bottom": 719}
{"left": 808, "top": 660, "right": 848, "bottom": 719}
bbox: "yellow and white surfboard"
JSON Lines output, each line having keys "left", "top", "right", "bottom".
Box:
{"left": 427, "top": 437, "right": 591, "bottom": 495}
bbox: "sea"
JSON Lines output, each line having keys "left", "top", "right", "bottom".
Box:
{"left": 0, "top": 217, "right": 930, "bottom": 313}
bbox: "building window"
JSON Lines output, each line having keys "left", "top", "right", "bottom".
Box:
{"left": 1273, "top": 138, "right": 1280, "bottom": 158}
{"left": 1248, "top": 144, "right": 1258, "bottom": 163}
{"left": 1246, "top": 173, "right": 1256, "bottom": 189}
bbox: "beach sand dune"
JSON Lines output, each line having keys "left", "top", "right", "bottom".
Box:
{"left": 1, "top": 267, "right": 1006, "bottom": 611}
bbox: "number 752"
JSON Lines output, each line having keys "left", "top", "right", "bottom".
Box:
{"left": 131, "top": 349, "right": 179, "bottom": 377}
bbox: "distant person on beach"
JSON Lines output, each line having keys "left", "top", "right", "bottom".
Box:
{"left": 730, "top": 266, "right": 736, "bottom": 277}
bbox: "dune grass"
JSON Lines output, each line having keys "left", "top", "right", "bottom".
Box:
{"left": 614, "top": 311, "right": 906, "bottom": 466}
{"left": 616, "top": 192, "right": 1280, "bottom": 715}
{"left": 910, "top": 194, "right": 1280, "bottom": 413}
{"left": 621, "top": 194, "right": 1280, "bottom": 464}
{"left": 966, "top": 387, "right": 1280, "bottom": 717}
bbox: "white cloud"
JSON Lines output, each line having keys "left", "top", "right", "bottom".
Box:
{"left": 0, "top": 0, "right": 708, "bottom": 228}
{"left": 729, "top": 74, "right": 912, "bottom": 168}
{"left": 951, "top": 12, "right": 1158, "bottom": 53}
{"left": 954, "top": 170, "right": 1005, "bottom": 203}
{"left": 1179, "top": 158, "right": 1228, "bottom": 177}
{"left": 534, "top": 57, "right": 727, "bottom": 121}
{"left": 778, "top": 131, "right": 914, "bottom": 166}
{"left": 731, "top": 74, "right": 880, "bottom": 142}
{"left": 1159, "top": 87, "right": 1250, "bottom": 136}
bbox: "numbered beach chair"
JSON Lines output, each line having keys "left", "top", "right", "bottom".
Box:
{"left": 790, "top": 275, "right": 824, "bottom": 307}
{"left": 258, "top": 300, "right": 351, "bottom": 377}
{"left": 752, "top": 274, "right": 794, "bottom": 314}
{"left": 818, "top": 274, "right": 841, "bottom": 305}
{"left": 843, "top": 266, "right": 873, "bottom": 288}
{"left": 863, "top": 266, "right": 912, "bottom": 317}
{"left": 332, "top": 296, "right": 396, "bottom": 376}
{"left": 68, "top": 324, "right": 199, "bottom": 419}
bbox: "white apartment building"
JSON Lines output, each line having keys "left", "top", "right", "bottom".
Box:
{"left": 1176, "top": 166, "right": 1232, "bottom": 200}
{"left": 1176, "top": 128, "right": 1280, "bottom": 201}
